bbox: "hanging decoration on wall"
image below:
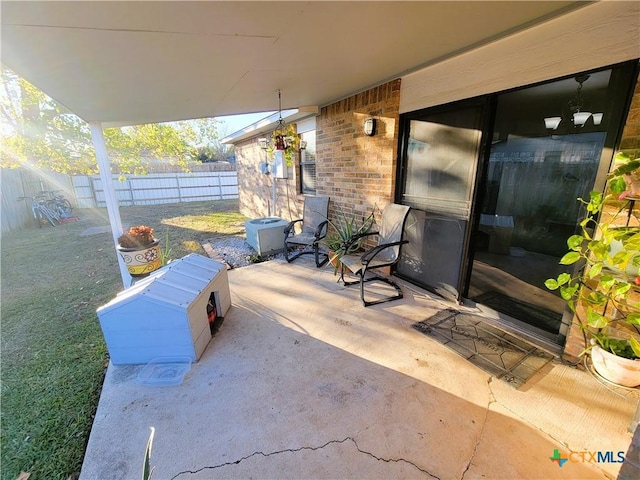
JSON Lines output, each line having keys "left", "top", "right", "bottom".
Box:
{"left": 258, "top": 90, "right": 300, "bottom": 166}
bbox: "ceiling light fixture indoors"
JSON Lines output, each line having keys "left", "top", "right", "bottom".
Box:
{"left": 592, "top": 112, "right": 603, "bottom": 126}
{"left": 568, "top": 74, "right": 591, "bottom": 126}
{"left": 544, "top": 117, "right": 562, "bottom": 130}
{"left": 544, "top": 74, "right": 604, "bottom": 131}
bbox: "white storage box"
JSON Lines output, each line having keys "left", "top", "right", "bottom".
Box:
{"left": 97, "top": 254, "right": 231, "bottom": 365}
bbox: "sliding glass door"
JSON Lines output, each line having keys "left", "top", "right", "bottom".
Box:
{"left": 396, "top": 101, "right": 486, "bottom": 302}
{"left": 396, "top": 62, "right": 637, "bottom": 344}
{"left": 467, "top": 65, "right": 635, "bottom": 343}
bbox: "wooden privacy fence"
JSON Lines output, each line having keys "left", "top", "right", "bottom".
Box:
{"left": 1, "top": 168, "right": 74, "bottom": 235}
{"left": 73, "top": 171, "right": 239, "bottom": 208}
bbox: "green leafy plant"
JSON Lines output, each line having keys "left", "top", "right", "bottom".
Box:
{"left": 545, "top": 191, "right": 640, "bottom": 359}
{"left": 267, "top": 123, "right": 299, "bottom": 166}
{"left": 159, "top": 230, "right": 172, "bottom": 265}
{"left": 607, "top": 151, "right": 640, "bottom": 196}
{"left": 322, "top": 207, "right": 377, "bottom": 273}
{"left": 190, "top": 145, "right": 218, "bottom": 163}
{"left": 248, "top": 252, "right": 264, "bottom": 264}
{"left": 118, "top": 225, "right": 156, "bottom": 248}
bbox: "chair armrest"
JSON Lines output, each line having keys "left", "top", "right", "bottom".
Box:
{"left": 284, "top": 219, "right": 303, "bottom": 236}
{"left": 343, "top": 231, "right": 379, "bottom": 251}
{"left": 361, "top": 240, "right": 408, "bottom": 264}
{"left": 314, "top": 220, "right": 329, "bottom": 239}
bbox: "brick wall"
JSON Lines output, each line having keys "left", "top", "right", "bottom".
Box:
{"left": 562, "top": 75, "right": 640, "bottom": 363}
{"left": 620, "top": 76, "right": 640, "bottom": 158}
{"left": 237, "top": 79, "right": 402, "bottom": 226}
{"left": 316, "top": 79, "right": 402, "bottom": 226}
{"left": 236, "top": 137, "right": 276, "bottom": 219}
{"left": 562, "top": 283, "right": 640, "bottom": 365}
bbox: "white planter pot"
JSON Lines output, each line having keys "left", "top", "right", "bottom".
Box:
{"left": 607, "top": 235, "right": 639, "bottom": 276}
{"left": 591, "top": 344, "right": 640, "bottom": 387}
{"left": 624, "top": 173, "right": 640, "bottom": 197}
{"left": 116, "top": 240, "right": 162, "bottom": 277}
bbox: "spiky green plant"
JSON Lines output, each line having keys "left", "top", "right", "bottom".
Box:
{"left": 322, "top": 207, "right": 377, "bottom": 273}
{"left": 142, "top": 427, "right": 155, "bottom": 480}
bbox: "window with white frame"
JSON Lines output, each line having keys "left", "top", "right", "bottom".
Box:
{"left": 299, "top": 129, "right": 316, "bottom": 195}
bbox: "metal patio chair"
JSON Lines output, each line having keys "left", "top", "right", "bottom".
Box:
{"left": 284, "top": 196, "right": 330, "bottom": 267}
{"left": 339, "top": 203, "right": 411, "bottom": 306}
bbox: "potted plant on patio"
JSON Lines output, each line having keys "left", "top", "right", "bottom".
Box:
{"left": 545, "top": 191, "right": 640, "bottom": 387}
{"left": 117, "top": 225, "right": 162, "bottom": 277}
{"left": 322, "top": 207, "right": 376, "bottom": 273}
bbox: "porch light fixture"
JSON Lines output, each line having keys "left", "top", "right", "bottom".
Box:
{"left": 364, "top": 118, "right": 376, "bottom": 136}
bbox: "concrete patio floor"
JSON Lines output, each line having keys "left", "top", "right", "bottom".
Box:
{"left": 80, "top": 258, "right": 638, "bottom": 479}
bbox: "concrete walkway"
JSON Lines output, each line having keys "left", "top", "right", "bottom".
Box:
{"left": 80, "top": 258, "right": 638, "bottom": 479}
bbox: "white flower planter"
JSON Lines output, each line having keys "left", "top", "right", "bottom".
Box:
{"left": 591, "top": 344, "right": 640, "bottom": 387}
{"left": 117, "top": 240, "right": 161, "bottom": 277}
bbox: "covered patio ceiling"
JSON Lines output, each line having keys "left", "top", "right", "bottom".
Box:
{"left": 1, "top": 1, "right": 586, "bottom": 128}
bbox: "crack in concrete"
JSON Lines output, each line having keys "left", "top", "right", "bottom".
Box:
{"left": 460, "top": 376, "right": 496, "bottom": 480}
{"left": 170, "top": 436, "right": 441, "bottom": 479}
{"left": 483, "top": 376, "right": 571, "bottom": 452}
{"left": 482, "top": 377, "right": 584, "bottom": 470}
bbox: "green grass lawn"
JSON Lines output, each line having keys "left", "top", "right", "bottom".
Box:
{"left": 0, "top": 199, "right": 246, "bottom": 479}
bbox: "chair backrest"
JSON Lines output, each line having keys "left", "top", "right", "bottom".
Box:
{"left": 302, "top": 196, "right": 330, "bottom": 234}
{"left": 377, "top": 203, "right": 411, "bottom": 262}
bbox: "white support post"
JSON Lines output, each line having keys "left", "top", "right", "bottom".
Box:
{"left": 89, "top": 122, "right": 130, "bottom": 288}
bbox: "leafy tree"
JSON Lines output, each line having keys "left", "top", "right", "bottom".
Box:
{"left": 0, "top": 67, "right": 220, "bottom": 175}
{"left": 2, "top": 68, "right": 102, "bottom": 174}
{"left": 185, "top": 118, "right": 234, "bottom": 164}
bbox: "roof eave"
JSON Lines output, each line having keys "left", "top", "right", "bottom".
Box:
{"left": 222, "top": 106, "right": 319, "bottom": 145}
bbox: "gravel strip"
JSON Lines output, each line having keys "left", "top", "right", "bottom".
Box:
{"left": 205, "top": 236, "right": 285, "bottom": 268}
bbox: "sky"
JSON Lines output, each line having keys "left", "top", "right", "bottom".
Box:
{"left": 215, "top": 111, "right": 274, "bottom": 136}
